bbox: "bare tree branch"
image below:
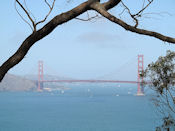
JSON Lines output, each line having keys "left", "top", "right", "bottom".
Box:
{"left": 1, "top": 0, "right": 175, "bottom": 83}
{"left": 15, "top": 0, "right": 56, "bottom": 31}
{"left": 120, "top": 0, "right": 153, "bottom": 27}
{"left": 24, "top": 0, "right": 36, "bottom": 22}
{"left": 16, "top": 0, "right": 36, "bottom": 30}
{"left": 120, "top": 1, "right": 138, "bottom": 27}
{"left": 0, "top": 0, "right": 123, "bottom": 82}
{"left": 102, "top": 0, "right": 121, "bottom": 10}
{"left": 14, "top": 0, "right": 33, "bottom": 31}
{"left": 36, "top": 0, "right": 56, "bottom": 26}
{"left": 132, "top": 0, "right": 153, "bottom": 17}
{"left": 0, "top": 1, "right": 90, "bottom": 82}
{"left": 44, "top": 0, "right": 52, "bottom": 9}
{"left": 75, "top": 12, "right": 100, "bottom": 21}
{"left": 90, "top": 2, "right": 175, "bottom": 43}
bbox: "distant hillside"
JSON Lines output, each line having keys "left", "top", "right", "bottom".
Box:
{"left": 0, "top": 74, "right": 36, "bottom": 91}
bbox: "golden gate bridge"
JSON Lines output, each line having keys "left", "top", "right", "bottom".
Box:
{"left": 38, "top": 55, "right": 144, "bottom": 96}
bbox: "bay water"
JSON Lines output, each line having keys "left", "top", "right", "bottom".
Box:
{"left": 0, "top": 84, "right": 161, "bottom": 131}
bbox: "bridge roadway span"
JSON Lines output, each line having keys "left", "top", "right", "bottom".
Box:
{"left": 42, "top": 80, "right": 140, "bottom": 84}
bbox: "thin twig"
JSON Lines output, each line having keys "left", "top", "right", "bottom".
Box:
{"left": 121, "top": 1, "right": 138, "bottom": 27}
{"left": 133, "top": 0, "right": 153, "bottom": 17}
{"left": 35, "top": 0, "right": 56, "bottom": 26}
{"left": 24, "top": 0, "right": 36, "bottom": 22}
{"left": 75, "top": 13, "right": 100, "bottom": 21}
{"left": 14, "top": 0, "right": 33, "bottom": 31}
{"left": 16, "top": 0, "right": 35, "bottom": 30}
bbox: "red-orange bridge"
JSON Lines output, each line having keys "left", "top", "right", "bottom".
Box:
{"left": 38, "top": 55, "right": 145, "bottom": 95}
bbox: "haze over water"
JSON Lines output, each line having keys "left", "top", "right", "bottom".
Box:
{"left": 0, "top": 84, "right": 160, "bottom": 131}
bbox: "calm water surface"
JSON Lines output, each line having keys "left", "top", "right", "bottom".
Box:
{"left": 0, "top": 84, "right": 160, "bottom": 131}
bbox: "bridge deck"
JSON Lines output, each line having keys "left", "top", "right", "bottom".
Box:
{"left": 41, "top": 80, "right": 139, "bottom": 84}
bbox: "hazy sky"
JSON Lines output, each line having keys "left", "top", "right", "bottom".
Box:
{"left": 0, "top": 0, "right": 175, "bottom": 80}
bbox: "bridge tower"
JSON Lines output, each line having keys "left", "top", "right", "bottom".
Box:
{"left": 137, "top": 55, "right": 144, "bottom": 96}
{"left": 38, "top": 61, "right": 44, "bottom": 91}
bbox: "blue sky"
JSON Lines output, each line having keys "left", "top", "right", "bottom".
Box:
{"left": 0, "top": 0, "right": 175, "bottom": 80}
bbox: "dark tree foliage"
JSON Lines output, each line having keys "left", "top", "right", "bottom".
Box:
{"left": 142, "top": 50, "right": 175, "bottom": 130}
